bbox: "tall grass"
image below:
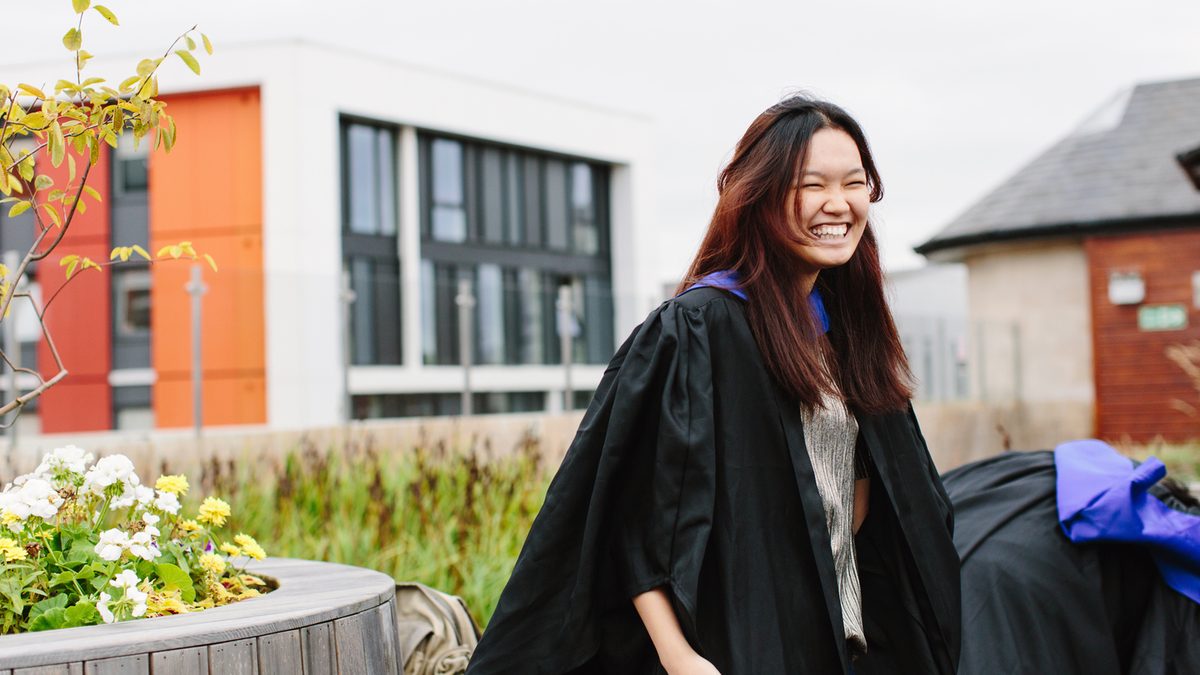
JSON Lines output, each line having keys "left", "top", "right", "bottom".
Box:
{"left": 1115, "top": 438, "right": 1200, "bottom": 483}
{"left": 184, "top": 433, "right": 552, "bottom": 625}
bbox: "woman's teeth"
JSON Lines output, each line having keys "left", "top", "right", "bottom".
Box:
{"left": 812, "top": 224, "right": 849, "bottom": 239}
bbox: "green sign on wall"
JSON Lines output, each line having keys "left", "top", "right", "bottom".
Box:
{"left": 1137, "top": 304, "right": 1188, "bottom": 331}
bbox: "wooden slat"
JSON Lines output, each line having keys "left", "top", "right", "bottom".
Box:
{"left": 0, "top": 560, "right": 396, "bottom": 669}
{"left": 332, "top": 611, "right": 371, "bottom": 675}
{"left": 149, "top": 647, "right": 207, "bottom": 675}
{"left": 83, "top": 656, "right": 148, "bottom": 674}
{"left": 299, "top": 623, "right": 335, "bottom": 675}
{"left": 13, "top": 665, "right": 82, "bottom": 675}
{"left": 255, "top": 630, "right": 301, "bottom": 675}
{"left": 207, "top": 639, "right": 257, "bottom": 675}
{"left": 360, "top": 602, "right": 399, "bottom": 675}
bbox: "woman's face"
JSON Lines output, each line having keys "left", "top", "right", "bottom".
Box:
{"left": 784, "top": 127, "right": 870, "bottom": 277}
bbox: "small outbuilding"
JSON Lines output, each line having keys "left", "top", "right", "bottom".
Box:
{"left": 916, "top": 76, "right": 1200, "bottom": 446}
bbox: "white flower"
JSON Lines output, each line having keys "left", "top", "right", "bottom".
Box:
{"left": 95, "top": 528, "right": 130, "bottom": 561}
{"left": 111, "top": 483, "right": 154, "bottom": 510}
{"left": 127, "top": 586, "right": 148, "bottom": 617}
{"left": 152, "top": 490, "right": 180, "bottom": 515}
{"left": 128, "top": 531, "right": 160, "bottom": 561}
{"left": 16, "top": 478, "right": 63, "bottom": 520}
{"left": 110, "top": 569, "right": 140, "bottom": 590}
{"left": 83, "top": 455, "right": 138, "bottom": 496}
{"left": 34, "top": 445, "right": 94, "bottom": 480}
{"left": 97, "top": 592, "right": 115, "bottom": 623}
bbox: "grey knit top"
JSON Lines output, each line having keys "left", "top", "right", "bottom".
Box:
{"left": 800, "top": 385, "right": 868, "bottom": 655}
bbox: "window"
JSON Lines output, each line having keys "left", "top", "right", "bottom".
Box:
{"left": 430, "top": 139, "right": 466, "bottom": 242}
{"left": 417, "top": 132, "right": 613, "bottom": 365}
{"left": 111, "top": 135, "right": 151, "bottom": 371}
{"left": 114, "top": 270, "right": 151, "bottom": 336}
{"left": 341, "top": 119, "right": 401, "bottom": 365}
{"left": 345, "top": 124, "right": 396, "bottom": 236}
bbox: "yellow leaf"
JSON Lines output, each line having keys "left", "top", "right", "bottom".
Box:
{"left": 7, "top": 201, "right": 30, "bottom": 218}
{"left": 41, "top": 203, "right": 62, "bottom": 228}
{"left": 0, "top": 264, "right": 8, "bottom": 280}
{"left": 82, "top": 185, "right": 102, "bottom": 203}
{"left": 175, "top": 50, "right": 200, "bottom": 76}
{"left": 72, "top": 0, "right": 90, "bottom": 13}
{"left": 93, "top": 4, "right": 118, "bottom": 25}
{"left": 16, "top": 83, "right": 46, "bottom": 100}
{"left": 203, "top": 254, "right": 218, "bottom": 273}
{"left": 118, "top": 75, "right": 141, "bottom": 93}
{"left": 49, "top": 121, "right": 65, "bottom": 167}
{"left": 131, "top": 245, "right": 150, "bottom": 261}
{"left": 170, "top": 245, "right": 182, "bottom": 259}
{"left": 119, "top": 247, "right": 130, "bottom": 262}
{"left": 156, "top": 245, "right": 172, "bottom": 258}
{"left": 136, "top": 59, "right": 156, "bottom": 78}
{"left": 109, "top": 247, "right": 121, "bottom": 261}
{"left": 63, "top": 28, "right": 82, "bottom": 52}
{"left": 201, "top": 33, "right": 213, "bottom": 55}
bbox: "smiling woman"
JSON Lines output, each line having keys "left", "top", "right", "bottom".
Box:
{"left": 466, "top": 96, "right": 958, "bottom": 675}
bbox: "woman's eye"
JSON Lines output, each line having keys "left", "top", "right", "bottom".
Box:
{"left": 802, "top": 184, "right": 823, "bottom": 189}
{"left": 847, "top": 181, "right": 866, "bottom": 187}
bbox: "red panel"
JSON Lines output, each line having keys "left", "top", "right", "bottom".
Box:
{"left": 36, "top": 147, "right": 112, "bottom": 433}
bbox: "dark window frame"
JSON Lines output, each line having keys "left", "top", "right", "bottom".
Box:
{"left": 340, "top": 116, "right": 403, "bottom": 366}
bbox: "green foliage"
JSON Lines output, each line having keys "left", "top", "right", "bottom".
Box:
{"left": 204, "top": 437, "right": 553, "bottom": 626}
{"left": 0, "top": 448, "right": 270, "bottom": 635}
{"left": 1118, "top": 439, "right": 1200, "bottom": 482}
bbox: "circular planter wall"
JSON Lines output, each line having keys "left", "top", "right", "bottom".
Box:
{"left": 0, "top": 558, "right": 403, "bottom": 674}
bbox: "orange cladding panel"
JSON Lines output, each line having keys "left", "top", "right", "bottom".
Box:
{"left": 37, "top": 146, "right": 112, "bottom": 432}
{"left": 149, "top": 88, "right": 264, "bottom": 428}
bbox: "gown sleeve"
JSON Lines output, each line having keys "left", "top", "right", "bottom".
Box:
{"left": 466, "top": 298, "right": 718, "bottom": 675}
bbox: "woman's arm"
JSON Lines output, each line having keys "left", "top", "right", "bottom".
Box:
{"left": 632, "top": 588, "right": 720, "bottom": 674}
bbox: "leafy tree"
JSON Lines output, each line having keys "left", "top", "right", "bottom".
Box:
{"left": 0, "top": 0, "right": 215, "bottom": 426}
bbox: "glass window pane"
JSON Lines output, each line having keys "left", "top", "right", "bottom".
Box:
{"left": 432, "top": 206, "right": 467, "bottom": 243}
{"left": 571, "top": 163, "right": 598, "bottom": 255}
{"left": 544, "top": 160, "right": 569, "bottom": 250}
{"left": 523, "top": 157, "right": 543, "bottom": 246}
{"left": 504, "top": 152, "right": 523, "bottom": 245}
{"left": 347, "top": 124, "right": 379, "bottom": 234}
{"left": 481, "top": 148, "right": 504, "bottom": 244}
{"left": 350, "top": 258, "right": 375, "bottom": 364}
{"left": 476, "top": 263, "right": 505, "bottom": 365}
{"left": 377, "top": 129, "right": 396, "bottom": 235}
{"left": 421, "top": 260, "right": 437, "bottom": 365}
{"left": 584, "top": 275, "right": 614, "bottom": 364}
{"left": 432, "top": 138, "right": 464, "bottom": 205}
{"left": 374, "top": 260, "right": 401, "bottom": 364}
{"left": 518, "top": 268, "right": 543, "bottom": 364}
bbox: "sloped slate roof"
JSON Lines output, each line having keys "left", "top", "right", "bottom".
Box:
{"left": 916, "top": 77, "right": 1200, "bottom": 256}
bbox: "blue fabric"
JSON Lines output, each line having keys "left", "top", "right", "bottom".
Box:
{"left": 679, "top": 269, "right": 830, "bottom": 334}
{"left": 1055, "top": 438, "right": 1200, "bottom": 604}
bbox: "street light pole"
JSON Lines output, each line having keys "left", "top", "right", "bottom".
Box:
{"left": 185, "top": 264, "right": 208, "bottom": 439}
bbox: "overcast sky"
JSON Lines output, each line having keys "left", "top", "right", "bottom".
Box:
{"left": 9, "top": 0, "right": 1200, "bottom": 278}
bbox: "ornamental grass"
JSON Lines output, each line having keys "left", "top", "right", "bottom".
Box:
{"left": 201, "top": 432, "right": 551, "bottom": 627}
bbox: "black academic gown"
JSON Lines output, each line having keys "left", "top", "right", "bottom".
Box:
{"left": 466, "top": 287, "right": 961, "bottom": 675}
{"left": 943, "top": 451, "right": 1200, "bottom": 675}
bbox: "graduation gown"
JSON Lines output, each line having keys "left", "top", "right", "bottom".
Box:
{"left": 465, "top": 286, "right": 961, "bottom": 674}
{"left": 942, "top": 450, "right": 1200, "bottom": 674}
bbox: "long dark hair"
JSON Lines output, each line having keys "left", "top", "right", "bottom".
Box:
{"left": 676, "top": 95, "right": 914, "bottom": 415}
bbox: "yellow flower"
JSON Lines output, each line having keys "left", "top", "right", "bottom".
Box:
{"left": 178, "top": 519, "right": 201, "bottom": 535}
{"left": 219, "top": 543, "right": 241, "bottom": 557}
{"left": 198, "top": 553, "right": 226, "bottom": 575}
{"left": 0, "top": 538, "right": 27, "bottom": 562}
{"left": 154, "top": 474, "right": 189, "bottom": 496}
{"left": 233, "top": 534, "right": 266, "bottom": 560}
{"left": 197, "top": 497, "right": 231, "bottom": 527}
{"left": 0, "top": 511, "right": 21, "bottom": 527}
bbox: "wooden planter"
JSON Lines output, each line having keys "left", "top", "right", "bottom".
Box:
{"left": 0, "top": 558, "right": 403, "bottom": 674}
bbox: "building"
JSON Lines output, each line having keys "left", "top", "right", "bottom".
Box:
{"left": 0, "top": 41, "right": 655, "bottom": 434}
{"left": 915, "top": 76, "right": 1200, "bottom": 445}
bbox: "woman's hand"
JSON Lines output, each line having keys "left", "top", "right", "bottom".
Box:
{"left": 662, "top": 650, "right": 722, "bottom": 675}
